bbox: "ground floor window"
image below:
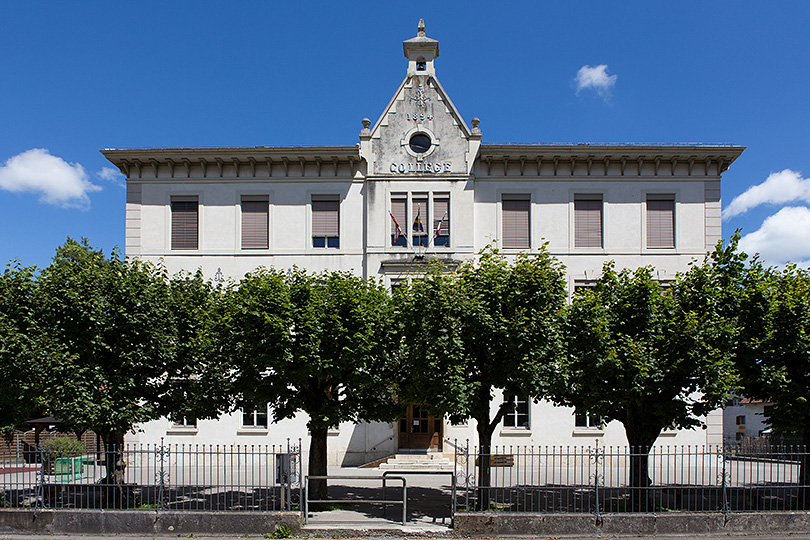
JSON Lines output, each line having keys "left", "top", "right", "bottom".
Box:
{"left": 502, "top": 394, "right": 529, "bottom": 429}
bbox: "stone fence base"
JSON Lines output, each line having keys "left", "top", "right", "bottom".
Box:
{"left": 454, "top": 511, "right": 810, "bottom": 536}
{"left": 0, "top": 509, "right": 301, "bottom": 536}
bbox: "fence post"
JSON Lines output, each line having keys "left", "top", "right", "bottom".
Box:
{"left": 593, "top": 441, "right": 602, "bottom": 525}
{"left": 452, "top": 438, "right": 458, "bottom": 520}
{"left": 298, "top": 438, "right": 303, "bottom": 518}
{"left": 156, "top": 437, "right": 168, "bottom": 517}
{"left": 720, "top": 444, "right": 730, "bottom": 523}
{"left": 34, "top": 446, "right": 46, "bottom": 515}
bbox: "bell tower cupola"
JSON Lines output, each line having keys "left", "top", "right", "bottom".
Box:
{"left": 403, "top": 19, "right": 439, "bottom": 76}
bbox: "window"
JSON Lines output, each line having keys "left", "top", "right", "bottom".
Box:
{"left": 242, "top": 408, "right": 268, "bottom": 429}
{"left": 412, "top": 194, "right": 428, "bottom": 246}
{"left": 171, "top": 196, "right": 198, "bottom": 250}
{"left": 575, "top": 409, "right": 602, "bottom": 429}
{"left": 390, "top": 192, "right": 450, "bottom": 248}
{"left": 312, "top": 195, "right": 339, "bottom": 248}
{"left": 573, "top": 280, "right": 597, "bottom": 294}
{"left": 736, "top": 415, "right": 746, "bottom": 426}
{"left": 574, "top": 195, "right": 602, "bottom": 248}
{"left": 171, "top": 415, "right": 197, "bottom": 428}
{"left": 646, "top": 194, "right": 675, "bottom": 248}
{"left": 390, "top": 195, "right": 408, "bottom": 247}
{"left": 502, "top": 194, "right": 530, "bottom": 249}
{"left": 241, "top": 196, "right": 269, "bottom": 249}
{"left": 503, "top": 394, "right": 529, "bottom": 429}
{"left": 433, "top": 196, "right": 450, "bottom": 247}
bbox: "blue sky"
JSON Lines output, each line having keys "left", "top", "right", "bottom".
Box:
{"left": 2, "top": 2, "right": 810, "bottom": 269}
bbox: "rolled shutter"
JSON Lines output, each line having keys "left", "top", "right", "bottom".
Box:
{"left": 171, "top": 196, "right": 198, "bottom": 250}
{"left": 502, "top": 195, "right": 530, "bottom": 248}
{"left": 432, "top": 196, "right": 449, "bottom": 236}
{"left": 574, "top": 196, "right": 602, "bottom": 248}
{"left": 312, "top": 195, "right": 339, "bottom": 237}
{"left": 646, "top": 195, "right": 675, "bottom": 248}
{"left": 241, "top": 196, "right": 269, "bottom": 249}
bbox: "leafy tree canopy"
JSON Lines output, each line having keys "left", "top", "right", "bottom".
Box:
{"left": 397, "top": 247, "right": 567, "bottom": 449}
{"left": 0, "top": 262, "right": 47, "bottom": 438}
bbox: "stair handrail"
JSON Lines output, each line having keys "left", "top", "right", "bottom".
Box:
{"left": 370, "top": 435, "right": 394, "bottom": 452}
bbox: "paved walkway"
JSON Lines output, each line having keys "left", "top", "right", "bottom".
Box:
{"left": 303, "top": 466, "right": 455, "bottom": 532}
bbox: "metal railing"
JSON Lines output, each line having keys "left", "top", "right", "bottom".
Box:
{"left": 454, "top": 441, "right": 810, "bottom": 517}
{"left": 304, "top": 475, "right": 407, "bottom": 524}
{"left": 0, "top": 438, "right": 302, "bottom": 513}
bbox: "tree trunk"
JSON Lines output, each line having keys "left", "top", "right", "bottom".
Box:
{"left": 101, "top": 430, "right": 126, "bottom": 508}
{"left": 308, "top": 426, "right": 328, "bottom": 501}
{"left": 475, "top": 414, "right": 495, "bottom": 510}
{"left": 623, "top": 421, "right": 660, "bottom": 511}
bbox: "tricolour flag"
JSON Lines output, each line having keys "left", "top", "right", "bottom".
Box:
{"left": 389, "top": 211, "right": 404, "bottom": 243}
{"left": 432, "top": 211, "right": 448, "bottom": 241}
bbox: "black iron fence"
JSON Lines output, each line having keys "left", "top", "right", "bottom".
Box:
{"left": 0, "top": 438, "right": 301, "bottom": 513}
{"left": 4, "top": 439, "right": 810, "bottom": 517}
{"left": 454, "top": 442, "right": 810, "bottom": 516}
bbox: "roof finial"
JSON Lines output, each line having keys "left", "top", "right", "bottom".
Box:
{"left": 417, "top": 19, "right": 425, "bottom": 37}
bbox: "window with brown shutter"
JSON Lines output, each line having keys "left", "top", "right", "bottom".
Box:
{"left": 171, "top": 196, "right": 198, "bottom": 250}
{"left": 241, "top": 196, "right": 269, "bottom": 250}
{"left": 412, "top": 195, "right": 428, "bottom": 247}
{"left": 391, "top": 195, "right": 407, "bottom": 247}
{"left": 574, "top": 196, "right": 602, "bottom": 248}
{"left": 646, "top": 194, "right": 675, "bottom": 248}
{"left": 312, "top": 195, "right": 340, "bottom": 248}
{"left": 502, "top": 194, "right": 530, "bottom": 249}
{"left": 433, "top": 196, "right": 450, "bottom": 247}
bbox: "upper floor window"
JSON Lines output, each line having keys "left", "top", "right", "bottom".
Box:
{"left": 501, "top": 194, "right": 530, "bottom": 249}
{"left": 390, "top": 192, "right": 450, "bottom": 248}
{"left": 312, "top": 195, "right": 340, "bottom": 248}
{"left": 646, "top": 194, "right": 675, "bottom": 248}
{"left": 574, "top": 195, "right": 603, "bottom": 248}
{"left": 241, "top": 196, "right": 269, "bottom": 250}
{"left": 171, "top": 196, "right": 198, "bottom": 250}
{"left": 503, "top": 394, "right": 529, "bottom": 429}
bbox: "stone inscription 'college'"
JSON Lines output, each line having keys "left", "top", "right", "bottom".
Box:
{"left": 390, "top": 162, "right": 453, "bottom": 174}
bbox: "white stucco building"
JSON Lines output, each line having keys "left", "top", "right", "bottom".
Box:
{"left": 102, "top": 21, "right": 743, "bottom": 466}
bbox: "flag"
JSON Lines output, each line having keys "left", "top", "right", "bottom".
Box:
{"left": 389, "top": 211, "right": 404, "bottom": 243}
{"left": 432, "top": 211, "right": 448, "bottom": 241}
{"left": 412, "top": 206, "right": 424, "bottom": 233}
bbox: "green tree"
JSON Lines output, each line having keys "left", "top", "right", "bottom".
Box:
{"left": 36, "top": 239, "right": 219, "bottom": 489}
{"left": 219, "top": 268, "right": 400, "bottom": 499}
{"left": 396, "top": 248, "right": 567, "bottom": 496}
{"left": 737, "top": 264, "right": 810, "bottom": 480}
{"left": 0, "top": 262, "right": 47, "bottom": 439}
{"left": 559, "top": 262, "right": 737, "bottom": 490}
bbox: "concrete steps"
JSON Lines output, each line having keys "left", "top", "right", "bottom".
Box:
{"left": 377, "top": 453, "right": 456, "bottom": 471}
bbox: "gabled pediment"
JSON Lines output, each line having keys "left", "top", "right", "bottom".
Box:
{"left": 358, "top": 22, "right": 480, "bottom": 177}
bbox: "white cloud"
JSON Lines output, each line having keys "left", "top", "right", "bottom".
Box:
{"left": 0, "top": 149, "right": 101, "bottom": 209}
{"left": 723, "top": 169, "right": 810, "bottom": 220}
{"left": 98, "top": 166, "right": 125, "bottom": 188}
{"left": 739, "top": 206, "right": 810, "bottom": 267}
{"left": 574, "top": 64, "right": 617, "bottom": 98}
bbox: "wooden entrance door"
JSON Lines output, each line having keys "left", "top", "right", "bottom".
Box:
{"left": 399, "top": 405, "right": 442, "bottom": 450}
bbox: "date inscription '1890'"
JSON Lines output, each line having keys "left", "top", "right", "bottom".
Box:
{"left": 390, "top": 162, "right": 452, "bottom": 174}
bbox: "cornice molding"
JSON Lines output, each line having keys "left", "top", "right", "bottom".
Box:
{"left": 477, "top": 144, "right": 745, "bottom": 178}
{"left": 101, "top": 147, "right": 361, "bottom": 180}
